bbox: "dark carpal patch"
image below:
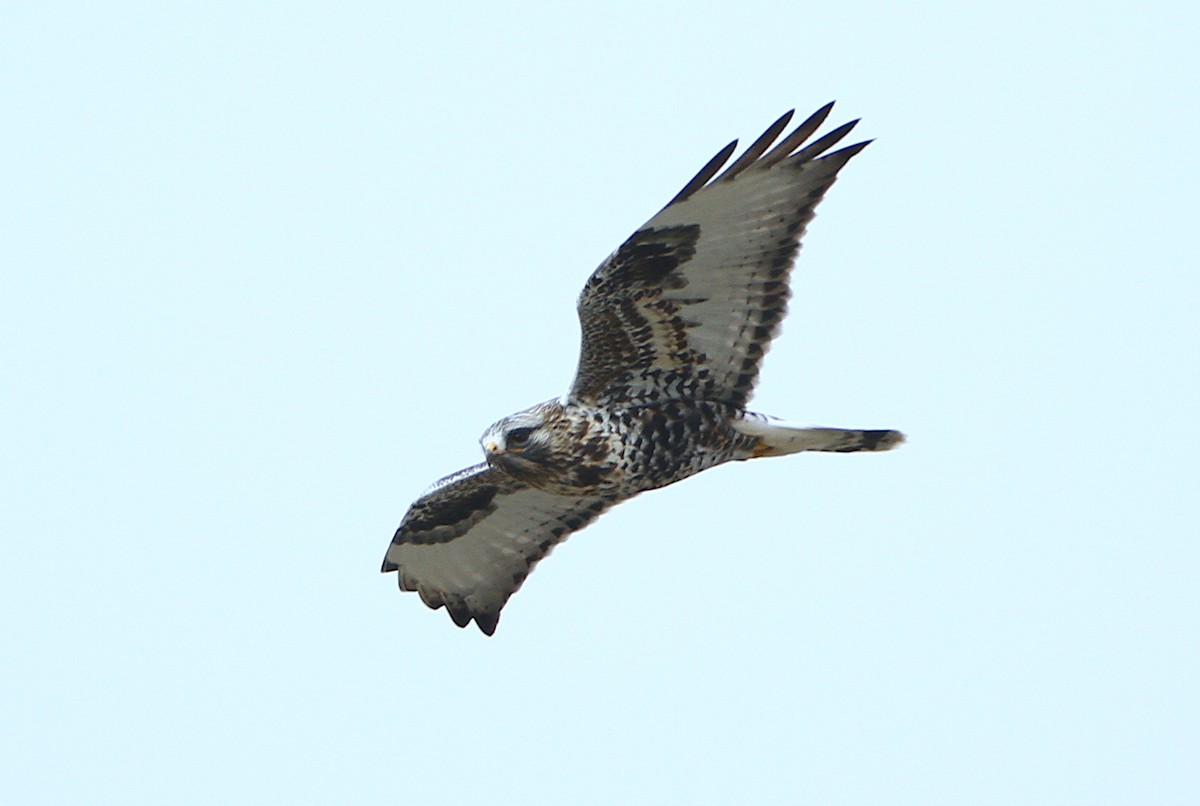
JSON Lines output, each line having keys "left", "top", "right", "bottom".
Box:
{"left": 399, "top": 484, "right": 500, "bottom": 543}
{"left": 604, "top": 225, "right": 700, "bottom": 289}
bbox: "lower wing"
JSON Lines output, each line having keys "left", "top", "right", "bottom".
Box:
{"left": 382, "top": 463, "right": 618, "bottom": 635}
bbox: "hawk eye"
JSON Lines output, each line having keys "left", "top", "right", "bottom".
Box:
{"left": 506, "top": 427, "right": 535, "bottom": 448}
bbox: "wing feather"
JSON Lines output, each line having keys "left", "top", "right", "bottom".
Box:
{"left": 711, "top": 108, "right": 795, "bottom": 181}
{"left": 568, "top": 103, "right": 868, "bottom": 408}
{"left": 663, "top": 139, "right": 740, "bottom": 208}
{"left": 381, "top": 463, "right": 617, "bottom": 635}
{"left": 756, "top": 102, "right": 836, "bottom": 168}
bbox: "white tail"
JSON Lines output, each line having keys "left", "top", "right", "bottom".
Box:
{"left": 734, "top": 416, "right": 905, "bottom": 458}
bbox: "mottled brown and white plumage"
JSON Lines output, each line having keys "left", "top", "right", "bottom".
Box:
{"left": 382, "top": 104, "right": 904, "bottom": 635}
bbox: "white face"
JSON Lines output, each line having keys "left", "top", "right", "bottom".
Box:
{"left": 480, "top": 410, "right": 545, "bottom": 458}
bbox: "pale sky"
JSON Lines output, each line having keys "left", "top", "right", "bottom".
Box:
{"left": 3, "top": 2, "right": 1198, "bottom": 803}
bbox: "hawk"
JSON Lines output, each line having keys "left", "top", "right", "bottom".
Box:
{"left": 382, "top": 103, "right": 904, "bottom": 635}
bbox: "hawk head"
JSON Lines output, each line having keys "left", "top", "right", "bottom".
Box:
{"left": 480, "top": 401, "right": 562, "bottom": 483}
{"left": 480, "top": 400, "right": 619, "bottom": 493}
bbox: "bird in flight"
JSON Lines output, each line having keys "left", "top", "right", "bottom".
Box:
{"left": 382, "top": 103, "right": 903, "bottom": 635}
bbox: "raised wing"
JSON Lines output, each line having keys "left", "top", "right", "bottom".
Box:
{"left": 381, "top": 463, "right": 618, "bottom": 635}
{"left": 569, "top": 103, "right": 868, "bottom": 408}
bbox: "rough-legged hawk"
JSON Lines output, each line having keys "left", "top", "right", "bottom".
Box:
{"left": 382, "top": 104, "right": 904, "bottom": 634}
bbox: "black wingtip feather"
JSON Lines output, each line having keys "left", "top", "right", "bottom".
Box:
{"left": 790, "top": 119, "right": 860, "bottom": 163}
{"left": 447, "top": 605, "right": 473, "bottom": 629}
{"left": 820, "top": 139, "right": 873, "bottom": 166}
{"left": 381, "top": 557, "right": 399, "bottom": 573}
{"left": 665, "top": 138, "right": 739, "bottom": 208}
{"left": 757, "top": 102, "right": 838, "bottom": 168}
{"left": 859, "top": 430, "right": 898, "bottom": 450}
{"left": 664, "top": 103, "right": 867, "bottom": 208}
{"left": 474, "top": 613, "right": 500, "bottom": 636}
{"left": 714, "top": 109, "right": 795, "bottom": 183}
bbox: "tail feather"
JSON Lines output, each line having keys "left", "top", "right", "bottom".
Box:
{"left": 734, "top": 417, "right": 905, "bottom": 458}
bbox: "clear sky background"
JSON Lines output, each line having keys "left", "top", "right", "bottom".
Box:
{"left": 3, "top": 2, "right": 1197, "bottom": 803}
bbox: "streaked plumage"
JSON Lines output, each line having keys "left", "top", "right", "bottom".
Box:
{"left": 382, "top": 104, "right": 904, "bottom": 635}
